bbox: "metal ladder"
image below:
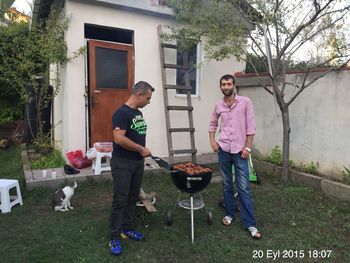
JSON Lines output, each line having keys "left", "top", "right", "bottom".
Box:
{"left": 158, "top": 25, "right": 197, "bottom": 165}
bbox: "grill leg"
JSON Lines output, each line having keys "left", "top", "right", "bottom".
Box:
{"left": 191, "top": 195, "right": 194, "bottom": 243}
{"left": 198, "top": 193, "right": 209, "bottom": 214}
{"left": 171, "top": 191, "right": 182, "bottom": 213}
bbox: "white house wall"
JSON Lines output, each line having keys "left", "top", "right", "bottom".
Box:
{"left": 55, "top": 0, "right": 245, "bottom": 158}
{"left": 237, "top": 70, "right": 350, "bottom": 178}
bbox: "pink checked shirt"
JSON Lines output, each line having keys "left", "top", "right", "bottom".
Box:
{"left": 208, "top": 95, "right": 256, "bottom": 154}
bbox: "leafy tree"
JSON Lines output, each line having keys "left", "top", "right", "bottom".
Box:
{"left": 0, "top": 20, "right": 29, "bottom": 125}
{"left": 167, "top": 0, "right": 350, "bottom": 182}
{"left": 245, "top": 53, "right": 266, "bottom": 73}
{"left": 0, "top": 9, "right": 84, "bottom": 151}
{"left": 0, "top": 0, "right": 15, "bottom": 20}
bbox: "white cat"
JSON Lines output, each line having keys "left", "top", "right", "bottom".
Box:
{"left": 52, "top": 181, "right": 78, "bottom": 212}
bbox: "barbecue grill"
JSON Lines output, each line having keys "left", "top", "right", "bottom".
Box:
{"left": 166, "top": 161, "right": 213, "bottom": 243}
{"left": 170, "top": 165, "right": 212, "bottom": 194}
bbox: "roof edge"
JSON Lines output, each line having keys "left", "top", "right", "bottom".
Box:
{"left": 234, "top": 66, "right": 350, "bottom": 78}
{"left": 32, "top": 0, "right": 175, "bottom": 23}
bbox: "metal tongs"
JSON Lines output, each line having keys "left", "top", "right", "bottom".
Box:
{"left": 150, "top": 156, "right": 171, "bottom": 169}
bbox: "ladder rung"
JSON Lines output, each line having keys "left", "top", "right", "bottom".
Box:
{"left": 167, "top": 106, "right": 193, "bottom": 111}
{"left": 171, "top": 149, "right": 197, "bottom": 155}
{"left": 165, "top": 85, "right": 192, "bottom": 90}
{"left": 164, "top": 64, "right": 188, "bottom": 70}
{"left": 161, "top": 43, "right": 177, "bottom": 49}
{"left": 169, "top": 128, "right": 195, "bottom": 133}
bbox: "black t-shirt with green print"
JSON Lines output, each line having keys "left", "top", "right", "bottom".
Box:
{"left": 112, "top": 104, "right": 147, "bottom": 160}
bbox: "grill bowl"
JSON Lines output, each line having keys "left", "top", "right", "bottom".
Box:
{"left": 170, "top": 163, "right": 212, "bottom": 194}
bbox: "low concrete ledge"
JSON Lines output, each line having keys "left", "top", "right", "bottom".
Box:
{"left": 26, "top": 170, "right": 113, "bottom": 190}
{"left": 20, "top": 148, "right": 350, "bottom": 202}
{"left": 21, "top": 149, "right": 33, "bottom": 180}
{"left": 21, "top": 147, "right": 113, "bottom": 190}
{"left": 253, "top": 159, "right": 349, "bottom": 201}
{"left": 26, "top": 177, "right": 67, "bottom": 190}
{"left": 290, "top": 170, "right": 322, "bottom": 191}
{"left": 321, "top": 179, "right": 350, "bottom": 201}
{"left": 274, "top": 166, "right": 282, "bottom": 177}
{"left": 254, "top": 160, "right": 275, "bottom": 175}
{"left": 21, "top": 147, "right": 167, "bottom": 190}
{"left": 24, "top": 170, "right": 33, "bottom": 181}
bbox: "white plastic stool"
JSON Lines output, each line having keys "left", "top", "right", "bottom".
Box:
{"left": 92, "top": 151, "right": 112, "bottom": 175}
{"left": 0, "top": 179, "right": 23, "bottom": 214}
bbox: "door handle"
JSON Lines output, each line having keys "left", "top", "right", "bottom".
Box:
{"left": 94, "top": 90, "right": 101, "bottom": 94}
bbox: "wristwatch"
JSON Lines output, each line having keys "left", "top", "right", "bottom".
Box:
{"left": 245, "top": 147, "right": 251, "bottom": 153}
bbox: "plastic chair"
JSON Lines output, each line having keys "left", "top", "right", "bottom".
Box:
{"left": 0, "top": 179, "right": 23, "bottom": 214}
{"left": 92, "top": 151, "right": 112, "bottom": 175}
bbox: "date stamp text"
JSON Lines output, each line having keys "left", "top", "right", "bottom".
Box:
{"left": 252, "top": 250, "right": 332, "bottom": 260}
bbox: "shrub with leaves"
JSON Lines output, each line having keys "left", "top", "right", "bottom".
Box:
{"left": 297, "top": 162, "right": 319, "bottom": 175}
{"left": 32, "top": 132, "right": 53, "bottom": 155}
{"left": 264, "top": 146, "right": 318, "bottom": 174}
{"left": 30, "top": 149, "right": 66, "bottom": 170}
{"left": 0, "top": 9, "right": 72, "bottom": 139}
{"left": 0, "top": 21, "right": 28, "bottom": 124}
{"left": 343, "top": 166, "right": 350, "bottom": 184}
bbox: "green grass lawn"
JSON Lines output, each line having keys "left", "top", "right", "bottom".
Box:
{"left": 0, "top": 146, "right": 349, "bottom": 263}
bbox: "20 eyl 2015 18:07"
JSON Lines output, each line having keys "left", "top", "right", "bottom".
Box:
{"left": 252, "top": 249, "right": 332, "bottom": 260}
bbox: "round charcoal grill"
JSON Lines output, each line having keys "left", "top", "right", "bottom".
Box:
{"left": 149, "top": 157, "right": 214, "bottom": 242}
{"left": 167, "top": 162, "right": 213, "bottom": 243}
{"left": 170, "top": 166, "right": 212, "bottom": 194}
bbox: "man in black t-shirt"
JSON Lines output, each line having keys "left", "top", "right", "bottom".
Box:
{"left": 109, "top": 81, "right": 154, "bottom": 256}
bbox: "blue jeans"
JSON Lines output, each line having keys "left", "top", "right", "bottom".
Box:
{"left": 218, "top": 148, "right": 256, "bottom": 228}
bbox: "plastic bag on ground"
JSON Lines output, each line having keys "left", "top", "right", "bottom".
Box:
{"left": 66, "top": 150, "right": 92, "bottom": 169}
{"left": 93, "top": 142, "right": 113, "bottom": 152}
{"left": 86, "top": 147, "right": 97, "bottom": 160}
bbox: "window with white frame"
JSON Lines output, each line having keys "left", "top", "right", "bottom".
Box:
{"left": 176, "top": 43, "right": 201, "bottom": 96}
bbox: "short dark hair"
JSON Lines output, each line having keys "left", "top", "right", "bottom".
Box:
{"left": 219, "top": 74, "right": 235, "bottom": 86}
{"left": 132, "top": 81, "right": 155, "bottom": 95}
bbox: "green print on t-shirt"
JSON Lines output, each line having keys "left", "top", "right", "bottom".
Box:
{"left": 130, "top": 115, "right": 147, "bottom": 134}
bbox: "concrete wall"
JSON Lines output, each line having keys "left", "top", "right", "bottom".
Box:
{"left": 54, "top": 1, "right": 245, "bottom": 158}
{"left": 236, "top": 69, "right": 350, "bottom": 179}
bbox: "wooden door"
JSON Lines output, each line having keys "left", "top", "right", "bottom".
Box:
{"left": 88, "top": 40, "right": 133, "bottom": 145}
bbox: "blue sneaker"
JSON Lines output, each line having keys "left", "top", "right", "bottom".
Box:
{"left": 109, "top": 239, "right": 122, "bottom": 256}
{"left": 121, "top": 229, "right": 144, "bottom": 241}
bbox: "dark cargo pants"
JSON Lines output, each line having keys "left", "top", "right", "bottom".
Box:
{"left": 109, "top": 157, "right": 144, "bottom": 240}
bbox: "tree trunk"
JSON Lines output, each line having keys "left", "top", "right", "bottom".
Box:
{"left": 281, "top": 105, "right": 290, "bottom": 182}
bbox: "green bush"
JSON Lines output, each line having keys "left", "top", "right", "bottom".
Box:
{"left": 0, "top": 22, "right": 29, "bottom": 125}
{"left": 296, "top": 162, "right": 319, "bottom": 174}
{"left": 264, "top": 146, "right": 318, "bottom": 174}
{"left": 245, "top": 53, "right": 321, "bottom": 74}
{"left": 266, "top": 145, "right": 282, "bottom": 165}
{"left": 343, "top": 166, "right": 350, "bottom": 184}
{"left": 0, "top": 101, "right": 23, "bottom": 125}
{"left": 32, "top": 132, "right": 53, "bottom": 155}
{"left": 30, "top": 150, "right": 66, "bottom": 169}
{"left": 245, "top": 53, "right": 268, "bottom": 73}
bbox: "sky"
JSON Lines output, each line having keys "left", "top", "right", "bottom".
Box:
{"left": 11, "top": 0, "right": 33, "bottom": 16}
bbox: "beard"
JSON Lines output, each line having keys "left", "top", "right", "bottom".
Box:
{"left": 221, "top": 89, "right": 234, "bottom": 97}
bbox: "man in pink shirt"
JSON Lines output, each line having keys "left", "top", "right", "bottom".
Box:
{"left": 209, "top": 74, "right": 261, "bottom": 239}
